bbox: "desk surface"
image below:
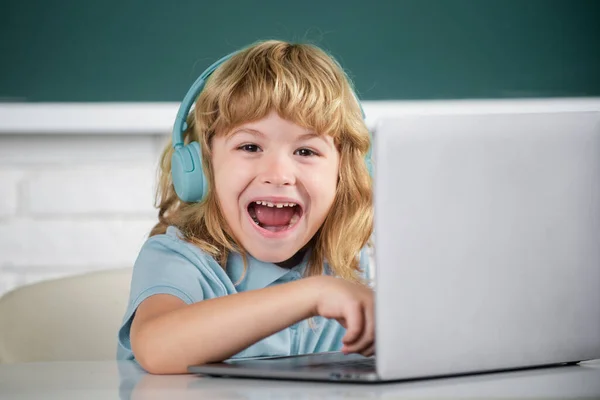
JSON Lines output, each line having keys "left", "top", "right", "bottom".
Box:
{"left": 1, "top": 359, "right": 600, "bottom": 399}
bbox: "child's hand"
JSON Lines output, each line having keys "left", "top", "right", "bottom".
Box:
{"left": 309, "top": 276, "right": 375, "bottom": 357}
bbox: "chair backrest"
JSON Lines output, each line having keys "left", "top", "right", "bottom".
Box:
{"left": 0, "top": 268, "right": 132, "bottom": 363}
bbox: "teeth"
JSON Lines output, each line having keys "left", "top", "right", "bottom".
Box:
{"left": 253, "top": 201, "right": 298, "bottom": 208}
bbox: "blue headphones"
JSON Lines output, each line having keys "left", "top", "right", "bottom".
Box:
{"left": 171, "top": 50, "right": 372, "bottom": 203}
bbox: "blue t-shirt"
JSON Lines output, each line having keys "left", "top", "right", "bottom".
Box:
{"left": 117, "top": 226, "right": 371, "bottom": 362}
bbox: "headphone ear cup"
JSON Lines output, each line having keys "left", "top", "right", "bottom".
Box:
{"left": 365, "top": 156, "right": 373, "bottom": 177}
{"left": 365, "top": 130, "right": 374, "bottom": 177}
{"left": 171, "top": 141, "right": 207, "bottom": 202}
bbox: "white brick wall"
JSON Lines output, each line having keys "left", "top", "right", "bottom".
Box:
{"left": 23, "top": 167, "right": 157, "bottom": 215}
{"left": 0, "top": 219, "right": 156, "bottom": 268}
{"left": 0, "top": 170, "right": 23, "bottom": 218}
{"left": 0, "top": 133, "right": 168, "bottom": 297}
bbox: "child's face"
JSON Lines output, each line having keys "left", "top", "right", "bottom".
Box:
{"left": 211, "top": 110, "right": 340, "bottom": 264}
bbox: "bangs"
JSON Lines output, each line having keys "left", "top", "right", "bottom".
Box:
{"left": 199, "top": 42, "right": 361, "bottom": 141}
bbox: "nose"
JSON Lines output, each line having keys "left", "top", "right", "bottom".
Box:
{"left": 258, "top": 152, "right": 295, "bottom": 186}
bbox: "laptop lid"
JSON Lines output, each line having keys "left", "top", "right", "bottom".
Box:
{"left": 374, "top": 111, "right": 600, "bottom": 380}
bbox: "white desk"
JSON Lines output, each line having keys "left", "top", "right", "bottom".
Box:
{"left": 1, "top": 360, "right": 599, "bottom": 399}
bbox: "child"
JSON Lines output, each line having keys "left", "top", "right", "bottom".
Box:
{"left": 117, "top": 40, "right": 374, "bottom": 374}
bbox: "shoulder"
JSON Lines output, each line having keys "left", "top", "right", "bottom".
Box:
{"left": 137, "top": 226, "right": 213, "bottom": 266}
{"left": 132, "top": 226, "right": 231, "bottom": 293}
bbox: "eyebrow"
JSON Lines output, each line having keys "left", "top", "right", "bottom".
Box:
{"left": 297, "top": 132, "right": 325, "bottom": 142}
{"left": 228, "top": 128, "right": 265, "bottom": 138}
{"left": 228, "top": 128, "right": 328, "bottom": 144}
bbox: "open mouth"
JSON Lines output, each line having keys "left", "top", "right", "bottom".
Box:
{"left": 247, "top": 200, "right": 303, "bottom": 233}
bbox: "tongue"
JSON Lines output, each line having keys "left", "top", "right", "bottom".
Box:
{"left": 255, "top": 204, "right": 295, "bottom": 226}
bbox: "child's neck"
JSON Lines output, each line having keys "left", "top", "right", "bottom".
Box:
{"left": 275, "top": 247, "right": 309, "bottom": 269}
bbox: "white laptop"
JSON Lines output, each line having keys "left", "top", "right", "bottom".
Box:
{"left": 189, "top": 109, "right": 600, "bottom": 382}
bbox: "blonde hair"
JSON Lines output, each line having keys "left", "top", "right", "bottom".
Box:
{"left": 151, "top": 40, "right": 373, "bottom": 283}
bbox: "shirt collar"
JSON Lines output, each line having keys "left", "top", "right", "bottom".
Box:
{"left": 226, "top": 250, "right": 310, "bottom": 291}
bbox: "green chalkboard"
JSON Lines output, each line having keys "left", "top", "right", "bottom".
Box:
{"left": 1, "top": 0, "right": 599, "bottom": 102}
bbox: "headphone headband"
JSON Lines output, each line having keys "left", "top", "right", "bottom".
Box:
{"left": 172, "top": 52, "right": 239, "bottom": 148}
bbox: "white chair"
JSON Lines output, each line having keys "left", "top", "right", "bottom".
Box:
{"left": 0, "top": 268, "right": 132, "bottom": 363}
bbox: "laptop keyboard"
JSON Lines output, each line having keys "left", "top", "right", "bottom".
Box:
{"left": 305, "top": 357, "right": 376, "bottom": 371}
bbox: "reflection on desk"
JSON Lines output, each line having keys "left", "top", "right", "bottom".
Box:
{"left": 0, "top": 359, "right": 599, "bottom": 399}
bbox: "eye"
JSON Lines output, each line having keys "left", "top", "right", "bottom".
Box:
{"left": 238, "top": 144, "right": 261, "bottom": 153}
{"left": 295, "top": 148, "right": 318, "bottom": 157}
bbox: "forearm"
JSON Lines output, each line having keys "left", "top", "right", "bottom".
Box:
{"left": 132, "top": 276, "right": 321, "bottom": 374}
